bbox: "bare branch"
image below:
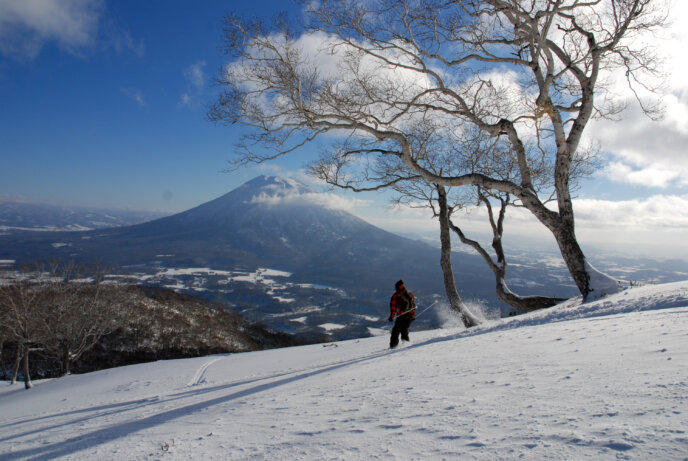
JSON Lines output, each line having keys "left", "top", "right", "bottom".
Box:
{"left": 211, "top": 0, "right": 668, "bottom": 299}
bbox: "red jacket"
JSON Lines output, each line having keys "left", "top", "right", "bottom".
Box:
{"left": 390, "top": 287, "right": 416, "bottom": 318}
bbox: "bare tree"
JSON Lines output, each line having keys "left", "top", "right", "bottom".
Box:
{"left": 0, "top": 273, "right": 48, "bottom": 389}
{"left": 379, "top": 119, "right": 578, "bottom": 313}
{"left": 210, "top": 0, "right": 666, "bottom": 300}
{"left": 40, "top": 264, "right": 122, "bottom": 376}
{"left": 382, "top": 169, "right": 481, "bottom": 326}
{"left": 0, "top": 283, "right": 8, "bottom": 380}
{"left": 0, "top": 263, "right": 126, "bottom": 383}
{"left": 1, "top": 271, "right": 21, "bottom": 383}
{"left": 390, "top": 171, "right": 565, "bottom": 315}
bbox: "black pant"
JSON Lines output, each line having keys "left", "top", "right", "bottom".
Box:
{"left": 390, "top": 313, "right": 414, "bottom": 348}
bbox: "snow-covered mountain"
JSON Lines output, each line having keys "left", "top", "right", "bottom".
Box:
{"left": 0, "top": 176, "right": 437, "bottom": 281}
{"left": 2, "top": 281, "right": 686, "bottom": 460}
{"left": 105, "top": 175, "right": 434, "bottom": 280}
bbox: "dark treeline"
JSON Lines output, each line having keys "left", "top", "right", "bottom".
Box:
{"left": 0, "top": 263, "right": 303, "bottom": 389}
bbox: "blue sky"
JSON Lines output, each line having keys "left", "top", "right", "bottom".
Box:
{"left": 0, "top": 0, "right": 308, "bottom": 213}
{"left": 1, "top": 0, "right": 687, "bottom": 259}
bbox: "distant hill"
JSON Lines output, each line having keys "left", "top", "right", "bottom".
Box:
{"left": 0, "top": 200, "right": 168, "bottom": 232}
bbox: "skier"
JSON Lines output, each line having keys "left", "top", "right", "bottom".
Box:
{"left": 388, "top": 279, "right": 416, "bottom": 349}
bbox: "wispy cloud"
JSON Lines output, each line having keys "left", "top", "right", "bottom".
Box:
{"left": 0, "top": 0, "right": 144, "bottom": 60}
{"left": 184, "top": 60, "right": 206, "bottom": 89}
{"left": 102, "top": 22, "right": 144, "bottom": 57}
{"left": 179, "top": 60, "right": 206, "bottom": 108}
{"left": 121, "top": 87, "right": 145, "bottom": 107}
{"left": 0, "top": 0, "right": 104, "bottom": 59}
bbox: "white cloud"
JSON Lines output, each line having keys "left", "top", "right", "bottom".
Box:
{"left": 573, "top": 195, "right": 688, "bottom": 231}
{"left": 603, "top": 161, "right": 686, "bottom": 188}
{"left": 356, "top": 194, "right": 688, "bottom": 259}
{"left": 249, "top": 190, "right": 371, "bottom": 212}
{"left": 586, "top": 0, "right": 688, "bottom": 190}
{"left": 0, "top": 0, "right": 104, "bottom": 58}
{"left": 570, "top": 194, "right": 688, "bottom": 258}
{"left": 589, "top": 100, "right": 688, "bottom": 189}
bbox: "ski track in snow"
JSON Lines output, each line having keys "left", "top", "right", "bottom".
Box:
{"left": 187, "top": 358, "right": 224, "bottom": 387}
{"left": 0, "top": 282, "right": 687, "bottom": 460}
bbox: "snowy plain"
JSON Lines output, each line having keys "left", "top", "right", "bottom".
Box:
{"left": 1, "top": 281, "right": 687, "bottom": 460}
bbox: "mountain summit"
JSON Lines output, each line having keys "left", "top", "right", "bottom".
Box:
{"left": 180, "top": 176, "right": 317, "bottom": 224}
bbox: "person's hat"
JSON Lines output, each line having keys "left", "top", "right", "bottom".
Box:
{"left": 395, "top": 280, "right": 404, "bottom": 289}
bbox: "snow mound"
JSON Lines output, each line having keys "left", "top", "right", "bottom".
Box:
{"left": 585, "top": 260, "right": 624, "bottom": 301}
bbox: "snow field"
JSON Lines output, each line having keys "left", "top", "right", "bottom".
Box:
{"left": 0, "top": 282, "right": 687, "bottom": 460}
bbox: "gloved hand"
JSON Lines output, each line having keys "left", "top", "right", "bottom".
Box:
{"left": 388, "top": 315, "right": 394, "bottom": 322}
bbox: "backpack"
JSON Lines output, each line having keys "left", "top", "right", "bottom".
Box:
{"left": 398, "top": 290, "right": 416, "bottom": 313}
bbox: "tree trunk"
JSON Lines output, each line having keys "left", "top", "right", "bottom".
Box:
{"left": 495, "top": 278, "right": 565, "bottom": 312}
{"left": 62, "top": 345, "right": 71, "bottom": 377}
{"left": 22, "top": 348, "right": 32, "bottom": 390}
{"left": 437, "top": 186, "right": 479, "bottom": 327}
{"left": 11, "top": 344, "right": 21, "bottom": 385}
{"left": 518, "top": 189, "right": 597, "bottom": 300}
{"left": 551, "top": 221, "right": 592, "bottom": 299}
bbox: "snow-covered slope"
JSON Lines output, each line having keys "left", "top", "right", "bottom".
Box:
{"left": 1, "top": 281, "right": 687, "bottom": 460}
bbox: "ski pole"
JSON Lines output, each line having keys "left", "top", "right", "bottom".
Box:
{"left": 413, "top": 300, "right": 439, "bottom": 319}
